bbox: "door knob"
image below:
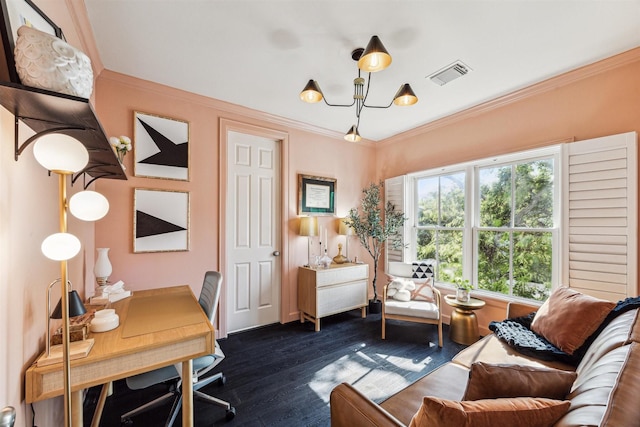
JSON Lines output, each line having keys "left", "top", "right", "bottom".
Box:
{"left": 273, "top": 251, "right": 280, "bottom": 256}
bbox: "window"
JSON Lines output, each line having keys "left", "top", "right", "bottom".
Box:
{"left": 475, "top": 159, "right": 555, "bottom": 300}
{"left": 412, "top": 148, "right": 560, "bottom": 302}
{"left": 415, "top": 172, "right": 466, "bottom": 283}
{"left": 388, "top": 133, "right": 637, "bottom": 303}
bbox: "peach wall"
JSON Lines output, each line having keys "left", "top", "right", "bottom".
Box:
{"left": 375, "top": 48, "right": 640, "bottom": 332}
{"left": 93, "top": 72, "right": 377, "bottom": 335}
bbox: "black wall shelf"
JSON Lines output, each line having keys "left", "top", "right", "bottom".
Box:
{"left": 0, "top": 81, "right": 127, "bottom": 185}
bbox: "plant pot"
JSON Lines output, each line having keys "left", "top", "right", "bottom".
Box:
{"left": 456, "top": 288, "right": 470, "bottom": 302}
{"left": 368, "top": 299, "right": 382, "bottom": 314}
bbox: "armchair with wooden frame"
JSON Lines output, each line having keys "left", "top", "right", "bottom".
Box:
{"left": 381, "top": 261, "right": 443, "bottom": 347}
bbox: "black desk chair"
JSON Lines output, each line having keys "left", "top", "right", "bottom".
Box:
{"left": 121, "top": 272, "right": 236, "bottom": 425}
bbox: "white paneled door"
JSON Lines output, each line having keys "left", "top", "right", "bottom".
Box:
{"left": 226, "top": 131, "right": 281, "bottom": 333}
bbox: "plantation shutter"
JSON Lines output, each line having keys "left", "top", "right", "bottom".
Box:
{"left": 562, "top": 131, "right": 637, "bottom": 301}
{"left": 385, "top": 175, "right": 410, "bottom": 269}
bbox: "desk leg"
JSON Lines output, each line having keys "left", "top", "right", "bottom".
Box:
{"left": 71, "top": 390, "right": 83, "bottom": 427}
{"left": 90, "top": 382, "right": 112, "bottom": 427}
{"left": 182, "top": 359, "right": 194, "bottom": 427}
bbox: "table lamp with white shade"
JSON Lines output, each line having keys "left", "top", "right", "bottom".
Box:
{"left": 338, "top": 217, "right": 354, "bottom": 262}
{"left": 299, "top": 216, "right": 318, "bottom": 267}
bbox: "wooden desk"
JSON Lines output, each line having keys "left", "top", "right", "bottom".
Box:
{"left": 25, "top": 285, "right": 214, "bottom": 427}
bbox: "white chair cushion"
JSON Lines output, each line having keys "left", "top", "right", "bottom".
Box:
{"left": 384, "top": 299, "right": 439, "bottom": 319}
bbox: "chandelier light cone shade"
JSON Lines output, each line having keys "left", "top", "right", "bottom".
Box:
{"left": 32, "top": 133, "right": 89, "bottom": 173}
{"left": 41, "top": 232, "right": 81, "bottom": 261}
{"left": 393, "top": 83, "right": 418, "bottom": 106}
{"left": 299, "top": 216, "right": 318, "bottom": 236}
{"left": 344, "top": 125, "right": 362, "bottom": 142}
{"left": 69, "top": 190, "right": 110, "bottom": 221}
{"left": 300, "top": 80, "right": 323, "bottom": 103}
{"left": 358, "top": 35, "right": 392, "bottom": 72}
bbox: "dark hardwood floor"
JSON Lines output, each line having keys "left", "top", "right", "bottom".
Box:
{"left": 84, "top": 310, "right": 466, "bottom": 427}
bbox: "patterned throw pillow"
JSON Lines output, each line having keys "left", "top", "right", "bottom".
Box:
{"left": 412, "top": 261, "right": 434, "bottom": 280}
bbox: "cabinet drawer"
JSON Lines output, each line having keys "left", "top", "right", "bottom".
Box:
{"left": 316, "top": 265, "right": 368, "bottom": 287}
{"left": 317, "top": 280, "right": 367, "bottom": 316}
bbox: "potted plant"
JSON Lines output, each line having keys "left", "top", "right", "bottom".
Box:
{"left": 346, "top": 182, "right": 406, "bottom": 314}
{"left": 454, "top": 277, "right": 473, "bottom": 302}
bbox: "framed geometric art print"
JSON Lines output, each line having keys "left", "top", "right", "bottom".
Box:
{"left": 134, "top": 188, "right": 189, "bottom": 253}
{"left": 134, "top": 111, "right": 189, "bottom": 181}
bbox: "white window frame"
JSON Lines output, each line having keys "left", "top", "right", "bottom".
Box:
{"left": 471, "top": 150, "right": 561, "bottom": 299}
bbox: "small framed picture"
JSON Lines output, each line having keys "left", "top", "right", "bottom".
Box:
{"left": 134, "top": 111, "right": 190, "bottom": 181}
{"left": 298, "top": 174, "right": 336, "bottom": 216}
{"left": 0, "top": 0, "right": 63, "bottom": 83}
{"left": 134, "top": 188, "right": 189, "bottom": 253}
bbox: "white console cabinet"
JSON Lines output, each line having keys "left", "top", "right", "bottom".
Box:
{"left": 298, "top": 263, "right": 369, "bottom": 331}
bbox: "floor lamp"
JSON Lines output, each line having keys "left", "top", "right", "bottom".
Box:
{"left": 338, "top": 218, "right": 354, "bottom": 262}
{"left": 31, "top": 133, "right": 110, "bottom": 427}
{"left": 299, "top": 216, "right": 318, "bottom": 267}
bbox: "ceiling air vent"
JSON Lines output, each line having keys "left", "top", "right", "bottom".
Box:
{"left": 428, "top": 61, "right": 471, "bottom": 86}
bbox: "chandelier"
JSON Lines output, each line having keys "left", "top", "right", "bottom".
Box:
{"left": 300, "top": 35, "right": 418, "bottom": 142}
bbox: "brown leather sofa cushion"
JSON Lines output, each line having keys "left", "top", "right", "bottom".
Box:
{"left": 531, "top": 287, "right": 615, "bottom": 354}
{"left": 380, "top": 362, "right": 469, "bottom": 425}
{"left": 409, "top": 396, "right": 570, "bottom": 427}
{"left": 463, "top": 362, "right": 577, "bottom": 401}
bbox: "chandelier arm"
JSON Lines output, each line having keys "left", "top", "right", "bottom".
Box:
{"left": 321, "top": 98, "right": 357, "bottom": 108}
{"left": 361, "top": 72, "right": 394, "bottom": 109}
{"left": 362, "top": 101, "right": 395, "bottom": 109}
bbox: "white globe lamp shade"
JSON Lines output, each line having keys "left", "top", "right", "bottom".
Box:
{"left": 69, "top": 191, "right": 110, "bottom": 221}
{"left": 33, "top": 134, "right": 89, "bottom": 173}
{"left": 41, "top": 233, "right": 81, "bottom": 261}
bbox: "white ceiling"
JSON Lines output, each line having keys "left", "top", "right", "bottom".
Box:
{"left": 84, "top": 1, "right": 640, "bottom": 142}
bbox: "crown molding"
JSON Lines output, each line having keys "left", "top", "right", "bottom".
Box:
{"left": 378, "top": 47, "right": 640, "bottom": 147}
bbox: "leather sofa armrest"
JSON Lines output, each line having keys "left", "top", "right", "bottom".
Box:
{"left": 330, "top": 383, "right": 405, "bottom": 427}
{"left": 507, "top": 300, "right": 540, "bottom": 319}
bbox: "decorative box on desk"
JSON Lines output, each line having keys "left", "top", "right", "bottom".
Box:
{"left": 298, "top": 263, "right": 369, "bottom": 331}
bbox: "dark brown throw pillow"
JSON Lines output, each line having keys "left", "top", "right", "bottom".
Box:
{"left": 409, "top": 396, "right": 570, "bottom": 427}
{"left": 531, "top": 287, "right": 615, "bottom": 354}
{"left": 463, "top": 362, "right": 577, "bottom": 401}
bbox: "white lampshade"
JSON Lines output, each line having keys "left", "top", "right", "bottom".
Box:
{"left": 33, "top": 134, "right": 89, "bottom": 173}
{"left": 69, "top": 190, "right": 110, "bottom": 221}
{"left": 41, "top": 232, "right": 81, "bottom": 261}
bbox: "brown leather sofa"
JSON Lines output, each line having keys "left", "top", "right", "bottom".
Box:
{"left": 330, "top": 301, "right": 640, "bottom": 426}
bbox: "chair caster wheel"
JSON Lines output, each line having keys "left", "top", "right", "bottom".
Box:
{"left": 218, "top": 375, "right": 227, "bottom": 386}
{"left": 121, "top": 418, "right": 133, "bottom": 426}
{"left": 225, "top": 407, "right": 236, "bottom": 420}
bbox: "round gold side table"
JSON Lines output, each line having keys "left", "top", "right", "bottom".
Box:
{"left": 444, "top": 294, "right": 486, "bottom": 345}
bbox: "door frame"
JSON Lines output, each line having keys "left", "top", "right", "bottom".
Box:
{"left": 218, "top": 118, "right": 289, "bottom": 338}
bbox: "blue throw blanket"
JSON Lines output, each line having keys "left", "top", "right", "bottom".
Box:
{"left": 489, "top": 296, "right": 640, "bottom": 366}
